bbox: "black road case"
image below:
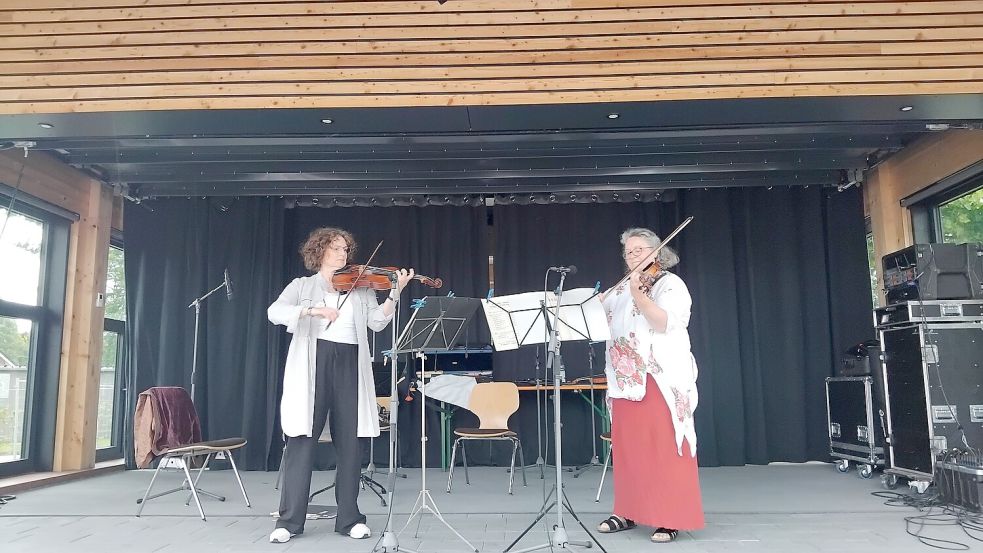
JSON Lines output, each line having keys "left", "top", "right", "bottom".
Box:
{"left": 880, "top": 322, "right": 983, "bottom": 482}
{"left": 826, "top": 376, "right": 885, "bottom": 478}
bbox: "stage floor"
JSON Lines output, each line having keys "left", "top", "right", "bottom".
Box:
{"left": 0, "top": 462, "right": 968, "bottom": 552}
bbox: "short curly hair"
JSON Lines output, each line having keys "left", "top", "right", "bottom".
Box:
{"left": 300, "top": 227, "right": 356, "bottom": 271}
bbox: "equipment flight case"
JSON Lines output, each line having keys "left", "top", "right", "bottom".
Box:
{"left": 879, "top": 320, "right": 983, "bottom": 486}
{"left": 826, "top": 376, "right": 886, "bottom": 479}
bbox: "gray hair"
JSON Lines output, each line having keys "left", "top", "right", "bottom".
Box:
{"left": 620, "top": 227, "right": 680, "bottom": 269}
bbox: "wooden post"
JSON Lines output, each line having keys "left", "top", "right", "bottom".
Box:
{"left": 53, "top": 178, "right": 113, "bottom": 471}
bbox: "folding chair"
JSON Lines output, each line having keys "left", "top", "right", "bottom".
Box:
{"left": 367, "top": 396, "right": 407, "bottom": 479}
{"left": 446, "top": 382, "right": 527, "bottom": 495}
{"left": 595, "top": 432, "right": 612, "bottom": 502}
{"left": 135, "top": 387, "right": 250, "bottom": 520}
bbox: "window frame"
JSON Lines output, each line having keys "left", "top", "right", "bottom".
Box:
{"left": 95, "top": 237, "right": 126, "bottom": 462}
{"left": 905, "top": 162, "right": 983, "bottom": 244}
{"left": 0, "top": 196, "right": 70, "bottom": 477}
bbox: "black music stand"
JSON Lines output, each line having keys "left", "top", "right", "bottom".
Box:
{"left": 483, "top": 286, "right": 609, "bottom": 553}
{"left": 375, "top": 295, "right": 481, "bottom": 553}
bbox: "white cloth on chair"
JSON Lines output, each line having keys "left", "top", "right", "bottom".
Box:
{"left": 425, "top": 375, "right": 476, "bottom": 409}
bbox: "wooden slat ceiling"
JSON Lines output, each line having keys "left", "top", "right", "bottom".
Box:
{"left": 0, "top": 1, "right": 980, "bottom": 201}
{"left": 0, "top": 0, "right": 981, "bottom": 112}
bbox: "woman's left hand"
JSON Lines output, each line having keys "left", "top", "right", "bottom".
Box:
{"left": 628, "top": 270, "right": 644, "bottom": 295}
{"left": 395, "top": 268, "right": 415, "bottom": 293}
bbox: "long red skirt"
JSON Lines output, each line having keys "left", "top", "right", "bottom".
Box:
{"left": 611, "top": 377, "right": 705, "bottom": 531}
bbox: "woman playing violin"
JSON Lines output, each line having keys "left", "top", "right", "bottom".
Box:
{"left": 267, "top": 227, "right": 413, "bottom": 544}
{"left": 596, "top": 228, "right": 703, "bottom": 544}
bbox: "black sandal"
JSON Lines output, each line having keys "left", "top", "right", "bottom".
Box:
{"left": 597, "top": 515, "right": 636, "bottom": 533}
{"left": 650, "top": 528, "right": 679, "bottom": 543}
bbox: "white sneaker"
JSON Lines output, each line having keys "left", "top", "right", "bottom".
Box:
{"left": 269, "top": 528, "right": 294, "bottom": 543}
{"left": 348, "top": 523, "right": 371, "bottom": 539}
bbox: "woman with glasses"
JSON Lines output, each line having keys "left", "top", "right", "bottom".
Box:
{"left": 596, "top": 228, "right": 703, "bottom": 544}
{"left": 267, "top": 227, "right": 414, "bottom": 544}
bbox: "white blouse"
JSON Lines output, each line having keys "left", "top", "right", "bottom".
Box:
{"left": 602, "top": 272, "right": 699, "bottom": 457}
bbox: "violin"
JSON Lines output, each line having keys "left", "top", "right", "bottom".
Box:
{"left": 332, "top": 264, "right": 443, "bottom": 292}
{"left": 636, "top": 260, "right": 663, "bottom": 296}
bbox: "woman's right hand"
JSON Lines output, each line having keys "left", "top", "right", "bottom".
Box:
{"left": 310, "top": 306, "right": 341, "bottom": 322}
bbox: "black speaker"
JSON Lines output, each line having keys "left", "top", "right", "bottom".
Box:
{"left": 882, "top": 243, "right": 983, "bottom": 304}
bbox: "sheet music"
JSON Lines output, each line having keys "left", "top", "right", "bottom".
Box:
{"left": 556, "top": 288, "right": 611, "bottom": 343}
{"left": 481, "top": 288, "right": 610, "bottom": 351}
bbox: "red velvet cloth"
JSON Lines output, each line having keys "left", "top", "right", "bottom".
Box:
{"left": 611, "top": 376, "right": 704, "bottom": 531}
{"left": 148, "top": 386, "right": 202, "bottom": 452}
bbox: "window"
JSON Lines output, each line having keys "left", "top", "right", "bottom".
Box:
{"left": 938, "top": 186, "right": 983, "bottom": 244}
{"left": 866, "top": 228, "right": 880, "bottom": 308}
{"left": 0, "top": 199, "right": 70, "bottom": 477}
{"left": 0, "top": 317, "right": 33, "bottom": 462}
{"left": 0, "top": 208, "right": 44, "bottom": 464}
{"left": 96, "top": 244, "right": 126, "bottom": 460}
{"left": 0, "top": 208, "right": 43, "bottom": 306}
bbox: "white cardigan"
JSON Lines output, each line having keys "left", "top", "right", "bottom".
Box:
{"left": 268, "top": 275, "right": 394, "bottom": 438}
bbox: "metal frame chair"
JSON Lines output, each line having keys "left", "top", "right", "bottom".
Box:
{"left": 595, "top": 432, "right": 612, "bottom": 502}
{"left": 446, "top": 382, "right": 527, "bottom": 495}
{"left": 367, "top": 396, "right": 407, "bottom": 479}
{"left": 135, "top": 388, "right": 250, "bottom": 521}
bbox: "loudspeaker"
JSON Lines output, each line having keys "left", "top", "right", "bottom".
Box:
{"left": 882, "top": 243, "right": 983, "bottom": 304}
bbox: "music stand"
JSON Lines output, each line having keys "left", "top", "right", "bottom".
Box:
{"left": 375, "top": 295, "right": 480, "bottom": 553}
{"left": 482, "top": 285, "right": 609, "bottom": 553}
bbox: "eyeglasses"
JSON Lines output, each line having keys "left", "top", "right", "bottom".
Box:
{"left": 622, "top": 246, "right": 654, "bottom": 259}
{"left": 327, "top": 244, "right": 351, "bottom": 254}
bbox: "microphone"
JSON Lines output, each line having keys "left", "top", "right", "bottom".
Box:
{"left": 224, "top": 268, "right": 234, "bottom": 301}
{"left": 549, "top": 265, "right": 577, "bottom": 275}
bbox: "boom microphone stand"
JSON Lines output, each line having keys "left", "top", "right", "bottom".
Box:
{"left": 505, "top": 269, "right": 607, "bottom": 553}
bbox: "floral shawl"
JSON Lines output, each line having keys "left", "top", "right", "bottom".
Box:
{"left": 602, "top": 272, "right": 699, "bottom": 457}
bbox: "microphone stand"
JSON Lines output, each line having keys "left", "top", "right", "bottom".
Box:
{"left": 505, "top": 269, "right": 606, "bottom": 553}
{"left": 187, "top": 277, "right": 230, "bottom": 402}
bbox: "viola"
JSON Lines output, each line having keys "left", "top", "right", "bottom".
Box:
{"left": 636, "top": 260, "right": 663, "bottom": 296}
{"left": 332, "top": 264, "right": 443, "bottom": 292}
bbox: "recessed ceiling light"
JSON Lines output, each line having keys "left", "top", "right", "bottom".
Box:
{"left": 607, "top": 113, "right": 620, "bottom": 119}
{"left": 899, "top": 106, "right": 914, "bottom": 112}
{"left": 321, "top": 118, "right": 333, "bottom": 124}
{"left": 38, "top": 122, "right": 54, "bottom": 129}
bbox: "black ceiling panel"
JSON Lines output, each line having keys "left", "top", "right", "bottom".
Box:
{"left": 0, "top": 94, "right": 980, "bottom": 202}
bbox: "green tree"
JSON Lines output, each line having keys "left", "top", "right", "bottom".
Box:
{"left": 940, "top": 187, "right": 983, "bottom": 244}
{"left": 0, "top": 318, "right": 30, "bottom": 367}
{"left": 101, "top": 330, "right": 119, "bottom": 369}
{"left": 104, "top": 246, "right": 126, "bottom": 321}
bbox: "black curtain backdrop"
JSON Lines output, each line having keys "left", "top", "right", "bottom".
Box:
{"left": 123, "top": 187, "right": 872, "bottom": 471}
{"left": 123, "top": 197, "right": 284, "bottom": 470}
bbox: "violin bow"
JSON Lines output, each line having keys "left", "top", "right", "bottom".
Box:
{"left": 608, "top": 216, "right": 694, "bottom": 293}
{"left": 326, "top": 240, "right": 384, "bottom": 327}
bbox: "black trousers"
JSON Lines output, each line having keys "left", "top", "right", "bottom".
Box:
{"left": 276, "top": 339, "right": 365, "bottom": 535}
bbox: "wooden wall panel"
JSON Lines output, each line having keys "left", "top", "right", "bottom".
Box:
{"left": 0, "top": 0, "right": 980, "bottom": 113}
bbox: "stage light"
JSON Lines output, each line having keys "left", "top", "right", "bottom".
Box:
{"left": 607, "top": 113, "right": 619, "bottom": 119}
{"left": 899, "top": 106, "right": 913, "bottom": 112}
{"left": 321, "top": 118, "right": 333, "bottom": 124}
{"left": 37, "top": 122, "right": 54, "bottom": 129}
